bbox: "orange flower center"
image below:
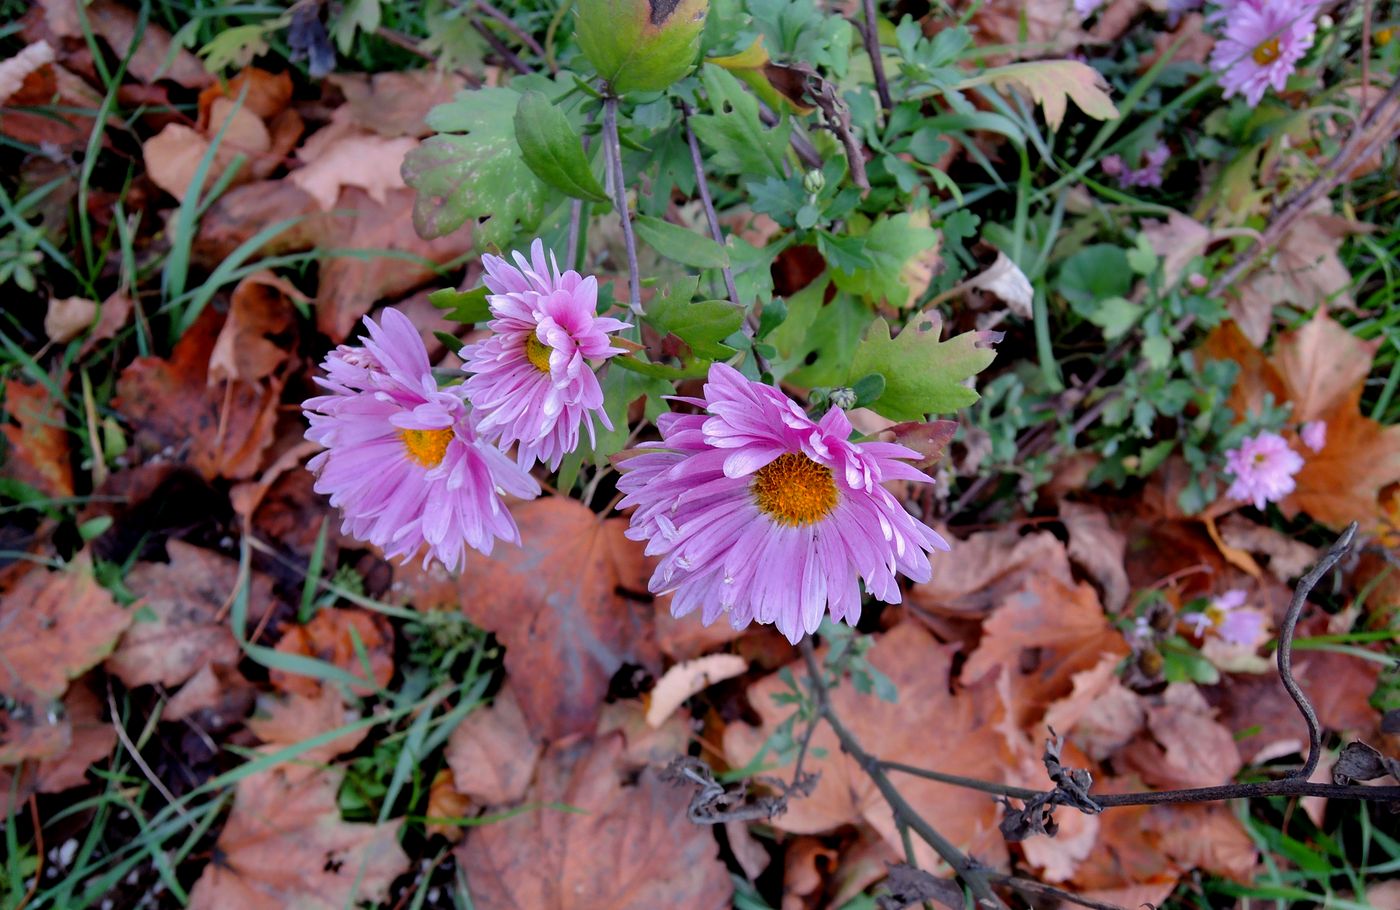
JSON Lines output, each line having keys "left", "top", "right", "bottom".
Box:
{"left": 751, "top": 453, "right": 838, "bottom": 526}
{"left": 400, "top": 427, "right": 454, "bottom": 468}
{"left": 1252, "top": 37, "right": 1281, "bottom": 65}
{"left": 524, "top": 334, "right": 553, "bottom": 373}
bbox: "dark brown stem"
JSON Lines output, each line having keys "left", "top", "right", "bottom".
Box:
{"left": 859, "top": 0, "right": 893, "bottom": 111}
{"left": 471, "top": 18, "right": 531, "bottom": 74}
{"left": 475, "top": 0, "right": 549, "bottom": 62}
{"left": 988, "top": 874, "right": 1129, "bottom": 910}
{"left": 799, "top": 640, "right": 1008, "bottom": 909}
{"left": 602, "top": 93, "right": 643, "bottom": 315}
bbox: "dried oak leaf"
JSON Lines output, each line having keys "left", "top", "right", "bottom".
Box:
{"left": 446, "top": 684, "right": 542, "bottom": 805}
{"left": 270, "top": 607, "right": 394, "bottom": 699}
{"left": 456, "top": 734, "right": 732, "bottom": 910}
{"left": 0, "top": 555, "right": 130, "bottom": 704}
{"left": 724, "top": 623, "right": 1013, "bottom": 871}
{"left": 187, "top": 766, "right": 408, "bottom": 910}
{"left": 395, "top": 497, "right": 659, "bottom": 740}
{"left": 114, "top": 306, "right": 282, "bottom": 481}
{"left": 2, "top": 378, "right": 73, "bottom": 498}
{"left": 105, "top": 541, "right": 252, "bottom": 689}
{"left": 963, "top": 573, "right": 1129, "bottom": 729}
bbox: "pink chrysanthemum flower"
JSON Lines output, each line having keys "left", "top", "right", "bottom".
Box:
{"left": 1300, "top": 419, "right": 1327, "bottom": 452}
{"left": 304, "top": 308, "right": 540, "bottom": 570}
{"left": 1225, "top": 430, "right": 1305, "bottom": 509}
{"left": 616, "top": 363, "right": 949, "bottom": 644}
{"left": 1208, "top": 0, "right": 1317, "bottom": 107}
{"left": 461, "top": 240, "right": 631, "bottom": 471}
{"left": 1183, "top": 589, "right": 1267, "bottom": 647}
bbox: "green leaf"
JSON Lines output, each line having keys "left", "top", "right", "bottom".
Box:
{"left": 402, "top": 88, "right": 548, "bottom": 245}
{"left": 513, "top": 91, "right": 609, "bottom": 203}
{"left": 646, "top": 277, "right": 744, "bottom": 359}
{"left": 1057, "top": 244, "right": 1131, "bottom": 317}
{"left": 848, "top": 314, "right": 996, "bottom": 419}
{"left": 1087, "top": 296, "right": 1143, "bottom": 340}
{"left": 429, "top": 286, "right": 491, "bottom": 324}
{"left": 633, "top": 215, "right": 729, "bottom": 269}
{"left": 1142, "top": 334, "right": 1172, "bottom": 371}
{"left": 589, "top": 366, "right": 673, "bottom": 462}
{"left": 830, "top": 213, "right": 940, "bottom": 308}
{"left": 332, "top": 0, "right": 383, "bottom": 54}
{"left": 689, "top": 64, "right": 791, "bottom": 178}
{"left": 575, "top": 0, "right": 707, "bottom": 93}
{"left": 850, "top": 372, "right": 885, "bottom": 407}
{"left": 770, "top": 283, "right": 871, "bottom": 387}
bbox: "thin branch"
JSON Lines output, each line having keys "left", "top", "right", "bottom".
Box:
{"left": 474, "top": 0, "right": 549, "bottom": 63}
{"left": 680, "top": 100, "right": 742, "bottom": 311}
{"left": 881, "top": 761, "right": 1043, "bottom": 800}
{"left": 799, "top": 640, "right": 1009, "bottom": 910}
{"left": 987, "top": 874, "right": 1129, "bottom": 910}
{"left": 471, "top": 18, "right": 531, "bottom": 75}
{"left": 602, "top": 92, "right": 643, "bottom": 315}
{"left": 107, "top": 683, "right": 194, "bottom": 825}
{"left": 858, "top": 0, "right": 893, "bottom": 111}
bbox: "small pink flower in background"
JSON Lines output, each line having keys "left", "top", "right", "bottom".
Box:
{"left": 1183, "top": 589, "right": 1268, "bottom": 647}
{"left": 616, "top": 363, "right": 949, "bottom": 644}
{"left": 1225, "top": 430, "right": 1305, "bottom": 509}
{"left": 462, "top": 239, "right": 631, "bottom": 471}
{"left": 1101, "top": 143, "right": 1170, "bottom": 188}
{"left": 1074, "top": 0, "right": 1104, "bottom": 20}
{"left": 1301, "top": 419, "right": 1327, "bottom": 452}
{"left": 1208, "top": 0, "right": 1318, "bottom": 107}
{"left": 1100, "top": 154, "right": 1126, "bottom": 178}
{"left": 304, "top": 308, "right": 540, "bottom": 570}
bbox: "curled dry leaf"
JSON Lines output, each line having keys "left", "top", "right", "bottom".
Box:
{"left": 725, "top": 623, "right": 1013, "bottom": 871}
{"left": 270, "top": 607, "right": 395, "bottom": 699}
{"left": 396, "top": 497, "right": 659, "bottom": 740}
{"left": 208, "top": 271, "right": 302, "bottom": 385}
{"left": 0, "top": 555, "right": 131, "bottom": 705}
{"left": 1060, "top": 501, "right": 1130, "bottom": 613}
{"left": 2, "top": 378, "right": 74, "bottom": 498}
{"left": 446, "top": 684, "right": 542, "bottom": 805}
{"left": 187, "top": 766, "right": 408, "bottom": 910}
{"left": 645, "top": 653, "right": 748, "bottom": 728}
{"left": 44, "top": 296, "right": 97, "bottom": 343}
{"left": 964, "top": 251, "right": 1033, "bottom": 319}
{"left": 105, "top": 541, "right": 257, "bottom": 689}
{"left": 457, "top": 734, "right": 733, "bottom": 910}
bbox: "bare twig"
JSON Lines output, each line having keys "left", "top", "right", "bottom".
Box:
{"left": 107, "top": 683, "right": 194, "bottom": 825}
{"left": 680, "top": 100, "right": 742, "bottom": 311}
{"left": 858, "top": 0, "right": 893, "bottom": 111}
{"left": 987, "top": 874, "right": 1129, "bottom": 910}
{"left": 474, "top": 0, "right": 549, "bottom": 63}
{"left": 799, "top": 640, "right": 1009, "bottom": 909}
{"left": 471, "top": 18, "right": 531, "bottom": 75}
{"left": 602, "top": 92, "right": 643, "bottom": 315}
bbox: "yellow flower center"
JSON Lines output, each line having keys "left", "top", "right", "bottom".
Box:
{"left": 751, "top": 453, "right": 838, "bottom": 527}
{"left": 1377, "top": 28, "right": 1393, "bottom": 46}
{"left": 1204, "top": 604, "right": 1226, "bottom": 627}
{"left": 400, "top": 427, "right": 455, "bottom": 468}
{"left": 1252, "top": 37, "right": 1281, "bottom": 65}
{"left": 524, "top": 334, "right": 553, "bottom": 373}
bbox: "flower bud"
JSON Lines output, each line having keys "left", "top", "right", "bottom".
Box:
{"left": 802, "top": 168, "right": 825, "bottom": 195}
{"left": 575, "top": 0, "right": 708, "bottom": 94}
{"left": 828, "top": 387, "right": 857, "bottom": 410}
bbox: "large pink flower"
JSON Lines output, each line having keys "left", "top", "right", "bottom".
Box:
{"left": 1208, "top": 0, "right": 1317, "bottom": 107}
{"left": 304, "top": 308, "right": 540, "bottom": 570}
{"left": 462, "top": 240, "right": 631, "bottom": 470}
{"left": 616, "top": 363, "right": 948, "bottom": 644}
{"left": 1224, "top": 430, "right": 1304, "bottom": 510}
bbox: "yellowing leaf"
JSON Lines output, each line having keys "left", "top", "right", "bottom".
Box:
{"left": 959, "top": 60, "right": 1119, "bottom": 130}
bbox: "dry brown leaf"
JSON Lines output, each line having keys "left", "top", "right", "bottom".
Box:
{"left": 143, "top": 101, "right": 271, "bottom": 203}
{"left": 1060, "top": 501, "right": 1130, "bottom": 612}
{"left": 105, "top": 541, "right": 251, "bottom": 689}
{"left": 1042, "top": 653, "right": 1145, "bottom": 761}
{"left": 1069, "top": 780, "right": 1178, "bottom": 895}
{"left": 42, "top": 0, "right": 209, "bottom": 87}
{"left": 1150, "top": 803, "right": 1258, "bottom": 882}
{"left": 197, "top": 68, "right": 293, "bottom": 125}
{"left": 1217, "top": 515, "right": 1318, "bottom": 582}
{"left": 396, "top": 497, "right": 659, "bottom": 740}
{"left": 910, "top": 526, "right": 1074, "bottom": 617}
{"left": 44, "top": 296, "right": 97, "bottom": 343}
{"left": 1120, "top": 684, "right": 1243, "bottom": 790}
{"left": 289, "top": 128, "right": 418, "bottom": 211}
{"left": 595, "top": 698, "right": 691, "bottom": 770}
{"left": 187, "top": 766, "right": 408, "bottom": 910}
{"left": 964, "top": 0, "right": 1087, "bottom": 60}
{"left": 0, "top": 52, "right": 103, "bottom": 148}
{"left": 247, "top": 685, "right": 368, "bottom": 775}
{"left": 114, "top": 306, "right": 283, "bottom": 481}
{"left": 1239, "top": 204, "right": 1372, "bottom": 315}
{"left": 23, "top": 681, "right": 112, "bottom": 795}
{"left": 654, "top": 593, "right": 749, "bottom": 660}
{"left": 208, "top": 271, "right": 301, "bottom": 385}
{"left": 1273, "top": 312, "right": 1379, "bottom": 421}
{"left": 724, "top": 819, "right": 770, "bottom": 882}
{"left": 0, "top": 555, "right": 131, "bottom": 704}
{"left": 77, "top": 292, "right": 135, "bottom": 358}
{"left": 964, "top": 251, "right": 1033, "bottom": 319}
{"left": 963, "top": 573, "right": 1129, "bottom": 728}
{"left": 328, "top": 71, "right": 469, "bottom": 138}
{"left": 270, "top": 608, "right": 394, "bottom": 699}
{"left": 164, "top": 662, "right": 255, "bottom": 728}
{"left": 725, "top": 623, "right": 1013, "bottom": 871}
{"left": 457, "top": 735, "right": 732, "bottom": 909}
{"left": 425, "top": 768, "right": 472, "bottom": 842}
{"left": 2, "top": 378, "right": 74, "bottom": 498}
{"left": 645, "top": 653, "right": 747, "bottom": 728}
{"left": 446, "top": 684, "right": 542, "bottom": 805}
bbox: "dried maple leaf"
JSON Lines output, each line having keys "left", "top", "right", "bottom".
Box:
{"left": 0, "top": 680, "right": 113, "bottom": 815}
{"left": 963, "top": 573, "right": 1129, "bottom": 728}
{"left": 114, "top": 307, "right": 283, "bottom": 481}
{"left": 0, "top": 555, "right": 130, "bottom": 704}
{"left": 724, "top": 623, "right": 1014, "bottom": 871}
{"left": 446, "top": 684, "right": 542, "bottom": 805}
{"left": 247, "top": 686, "right": 368, "bottom": 778}
{"left": 396, "top": 497, "right": 659, "bottom": 740}
{"left": 270, "top": 607, "right": 394, "bottom": 699}
{"left": 187, "top": 766, "right": 408, "bottom": 910}
{"left": 1, "top": 378, "right": 73, "bottom": 498}
{"left": 456, "top": 734, "right": 732, "bottom": 910}
{"left": 106, "top": 541, "right": 251, "bottom": 689}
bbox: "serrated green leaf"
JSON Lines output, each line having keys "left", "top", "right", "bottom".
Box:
{"left": 647, "top": 278, "right": 744, "bottom": 359}
{"left": 633, "top": 215, "right": 729, "bottom": 269}
{"left": 829, "top": 213, "right": 940, "bottom": 307}
{"left": 770, "top": 282, "right": 870, "bottom": 387}
{"left": 848, "top": 314, "right": 996, "bottom": 419}
{"left": 402, "top": 88, "right": 548, "bottom": 245}
{"left": 513, "top": 91, "right": 609, "bottom": 203}
{"left": 590, "top": 366, "right": 674, "bottom": 461}
{"left": 429, "top": 286, "right": 491, "bottom": 324}
{"left": 689, "top": 64, "right": 790, "bottom": 177}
